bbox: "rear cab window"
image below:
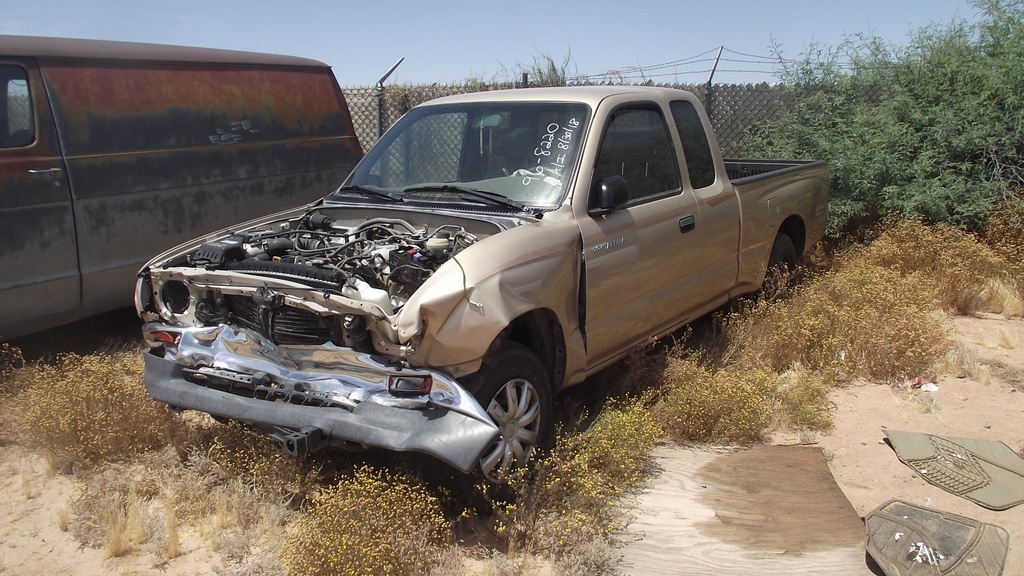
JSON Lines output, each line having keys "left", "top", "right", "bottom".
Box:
{"left": 670, "top": 100, "right": 716, "bottom": 189}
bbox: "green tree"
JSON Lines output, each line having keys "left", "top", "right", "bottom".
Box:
{"left": 742, "top": 0, "right": 1024, "bottom": 238}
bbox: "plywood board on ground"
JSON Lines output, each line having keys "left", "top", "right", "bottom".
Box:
{"left": 617, "top": 445, "right": 873, "bottom": 575}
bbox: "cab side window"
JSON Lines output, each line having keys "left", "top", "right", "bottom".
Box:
{"left": 669, "top": 101, "right": 716, "bottom": 189}
{"left": 592, "top": 106, "right": 679, "bottom": 204}
{"left": 0, "top": 65, "right": 33, "bottom": 149}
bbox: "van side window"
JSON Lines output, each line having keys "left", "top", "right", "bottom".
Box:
{"left": 1, "top": 66, "right": 33, "bottom": 149}
{"left": 669, "top": 101, "right": 716, "bottom": 189}
{"left": 592, "top": 106, "right": 679, "bottom": 204}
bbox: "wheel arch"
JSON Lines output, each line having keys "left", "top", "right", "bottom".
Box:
{"left": 778, "top": 215, "right": 807, "bottom": 260}
{"left": 503, "top": 308, "right": 567, "bottom": 394}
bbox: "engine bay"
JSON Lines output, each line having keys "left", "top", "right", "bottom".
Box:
{"left": 141, "top": 210, "right": 497, "bottom": 350}
{"left": 182, "top": 211, "right": 481, "bottom": 315}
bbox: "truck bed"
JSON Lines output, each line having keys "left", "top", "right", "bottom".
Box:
{"left": 725, "top": 159, "right": 827, "bottom": 185}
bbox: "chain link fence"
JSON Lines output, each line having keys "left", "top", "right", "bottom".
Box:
{"left": 342, "top": 82, "right": 799, "bottom": 156}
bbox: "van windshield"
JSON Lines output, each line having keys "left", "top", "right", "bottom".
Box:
{"left": 345, "top": 101, "right": 590, "bottom": 209}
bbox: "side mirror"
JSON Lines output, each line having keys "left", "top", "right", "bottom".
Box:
{"left": 589, "top": 175, "right": 629, "bottom": 216}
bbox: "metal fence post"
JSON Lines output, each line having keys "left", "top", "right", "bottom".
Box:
{"left": 704, "top": 46, "right": 724, "bottom": 122}
{"left": 375, "top": 58, "right": 405, "bottom": 141}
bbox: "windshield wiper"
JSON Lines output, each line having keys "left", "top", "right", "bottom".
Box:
{"left": 402, "top": 185, "right": 527, "bottom": 212}
{"left": 331, "top": 185, "right": 402, "bottom": 202}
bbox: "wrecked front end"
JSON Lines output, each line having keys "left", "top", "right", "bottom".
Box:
{"left": 135, "top": 207, "right": 508, "bottom": 473}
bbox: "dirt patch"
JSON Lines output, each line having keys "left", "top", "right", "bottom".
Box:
{"left": 815, "top": 314, "right": 1024, "bottom": 574}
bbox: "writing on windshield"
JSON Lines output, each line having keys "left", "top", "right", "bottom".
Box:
{"left": 523, "top": 117, "right": 581, "bottom": 187}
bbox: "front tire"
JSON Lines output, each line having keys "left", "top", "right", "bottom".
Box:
{"left": 466, "top": 342, "right": 553, "bottom": 481}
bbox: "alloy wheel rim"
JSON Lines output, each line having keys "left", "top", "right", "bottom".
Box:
{"left": 479, "top": 377, "right": 541, "bottom": 480}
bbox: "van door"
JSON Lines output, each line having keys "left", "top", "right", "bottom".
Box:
{"left": 576, "top": 104, "right": 703, "bottom": 366}
{"left": 0, "top": 59, "right": 79, "bottom": 338}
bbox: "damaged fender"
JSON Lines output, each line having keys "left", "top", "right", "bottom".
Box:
{"left": 396, "top": 206, "right": 584, "bottom": 378}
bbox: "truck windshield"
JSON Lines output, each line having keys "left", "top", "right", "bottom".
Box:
{"left": 346, "top": 101, "right": 590, "bottom": 209}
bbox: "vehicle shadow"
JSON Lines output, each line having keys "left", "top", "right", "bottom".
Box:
{"left": 7, "top": 307, "right": 143, "bottom": 362}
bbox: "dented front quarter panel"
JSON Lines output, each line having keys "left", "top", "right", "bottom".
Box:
{"left": 397, "top": 206, "right": 583, "bottom": 376}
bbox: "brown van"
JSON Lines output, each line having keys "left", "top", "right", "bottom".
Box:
{"left": 0, "top": 35, "right": 362, "bottom": 339}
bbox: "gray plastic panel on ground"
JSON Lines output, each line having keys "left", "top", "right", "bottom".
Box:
{"left": 885, "top": 430, "right": 1024, "bottom": 511}
{"left": 864, "top": 499, "right": 1008, "bottom": 576}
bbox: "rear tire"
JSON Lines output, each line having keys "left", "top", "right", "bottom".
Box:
{"left": 466, "top": 342, "right": 553, "bottom": 481}
{"left": 764, "top": 233, "right": 798, "bottom": 293}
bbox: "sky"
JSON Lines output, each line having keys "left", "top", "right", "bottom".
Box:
{"left": 1, "top": 0, "right": 982, "bottom": 87}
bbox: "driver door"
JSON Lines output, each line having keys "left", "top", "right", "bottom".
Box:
{"left": 576, "top": 104, "right": 704, "bottom": 367}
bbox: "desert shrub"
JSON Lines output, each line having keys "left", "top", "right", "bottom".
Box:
{"left": 985, "top": 200, "right": 1024, "bottom": 289}
{"left": 0, "top": 342, "right": 24, "bottom": 383}
{"left": 280, "top": 466, "right": 449, "bottom": 576}
{"left": 67, "top": 448, "right": 290, "bottom": 565}
{"left": 68, "top": 464, "right": 160, "bottom": 557}
{"left": 727, "top": 262, "right": 950, "bottom": 382}
{"left": 0, "top": 342, "right": 24, "bottom": 394}
{"left": 740, "top": 0, "right": 1024, "bottom": 237}
{"left": 854, "top": 219, "right": 1003, "bottom": 313}
{"left": 19, "top": 352, "right": 175, "bottom": 469}
{"left": 653, "top": 357, "right": 774, "bottom": 443}
{"left": 773, "top": 365, "right": 833, "bottom": 431}
{"left": 199, "top": 423, "right": 326, "bottom": 503}
{"left": 492, "top": 397, "right": 660, "bottom": 556}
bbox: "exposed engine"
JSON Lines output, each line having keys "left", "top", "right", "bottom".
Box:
{"left": 152, "top": 211, "right": 480, "bottom": 349}
{"left": 187, "top": 212, "right": 476, "bottom": 301}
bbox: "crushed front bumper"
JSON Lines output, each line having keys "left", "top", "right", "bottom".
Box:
{"left": 141, "top": 323, "right": 498, "bottom": 473}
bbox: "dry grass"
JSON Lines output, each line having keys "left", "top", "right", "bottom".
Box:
{"left": 653, "top": 218, "right": 1018, "bottom": 445}
{"left": 653, "top": 357, "right": 775, "bottom": 443}
{"left": 0, "top": 342, "right": 24, "bottom": 393}
{"left": 279, "top": 466, "right": 450, "bottom": 576}
{"left": 63, "top": 446, "right": 296, "bottom": 566}
{"left": 772, "top": 364, "right": 834, "bottom": 431}
{"left": 853, "top": 219, "right": 1003, "bottom": 314}
{"left": 192, "top": 421, "right": 328, "bottom": 506}
{"left": 4, "top": 217, "right": 1024, "bottom": 574}
{"left": 162, "top": 503, "right": 181, "bottom": 560}
{"left": 18, "top": 351, "right": 176, "bottom": 470}
{"left": 724, "top": 263, "right": 952, "bottom": 382}
{"left": 985, "top": 201, "right": 1024, "bottom": 300}
{"left": 488, "top": 397, "right": 660, "bottom": 559}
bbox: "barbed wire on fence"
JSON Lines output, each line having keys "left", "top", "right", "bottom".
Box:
{"left": 573, "top": 47, "right": 786, "bottom": 84}
{"left": 338, "top": 44, "right": 852, "bottom": 153}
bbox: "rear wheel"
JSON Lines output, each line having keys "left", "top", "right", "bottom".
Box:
{"left": 764, "top": 233, "right": 798, "bottom": 293}
{"left": 467, "top": 342, "right": 553, "bottom": 481}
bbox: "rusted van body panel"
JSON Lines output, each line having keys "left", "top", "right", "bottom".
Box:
{"left": 0, "top": 36, "right": 362, "bottom": 339}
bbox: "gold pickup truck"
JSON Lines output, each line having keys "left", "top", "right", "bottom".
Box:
{"left": 136, "top": 86, "right": 828, "bottom": 478}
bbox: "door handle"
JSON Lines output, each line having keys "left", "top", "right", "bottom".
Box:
{"left": 678, "top": 214, "right": 696, "bottom": 233}
{"left": 28, "top": 167, "right": 63, "bottom": 179}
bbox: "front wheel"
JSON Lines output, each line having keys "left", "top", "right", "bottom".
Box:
{"left": 466, "top": 342, "right": 553, "bottom": 481}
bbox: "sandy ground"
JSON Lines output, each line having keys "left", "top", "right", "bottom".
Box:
{"left": 1, "top": 313, "right": 1022, "bottom": 575}
{"left": 618, "top": 313, "right": 1024, "bottom": 575}
{"left": 815, "top": 313, "right": 1024, "bottom": 573}
{"left": 0, "top": 444, "right": 224, "bottom": 576}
